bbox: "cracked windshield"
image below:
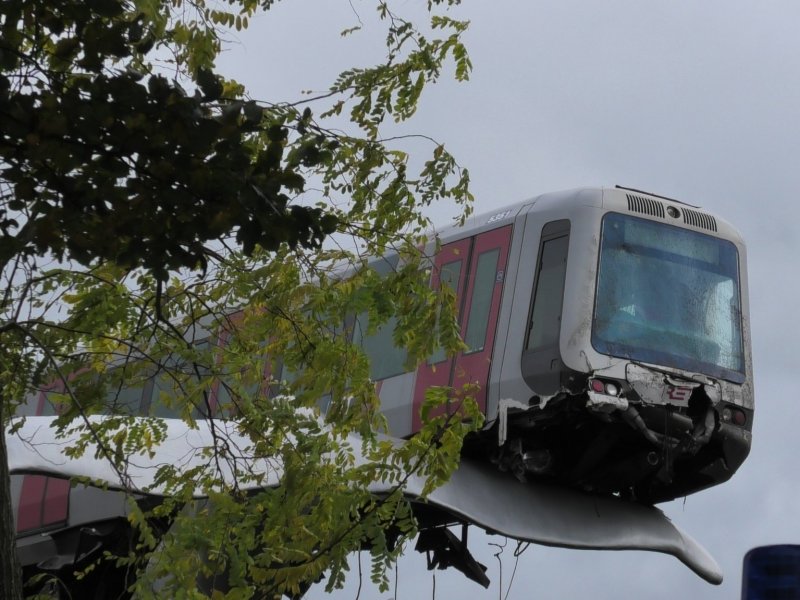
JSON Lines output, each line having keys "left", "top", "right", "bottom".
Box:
{"left": 593, "top": 212, "right": 744, "bottom": 382}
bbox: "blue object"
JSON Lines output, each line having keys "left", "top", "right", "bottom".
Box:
{"left": 742, "top": 545, "right": 800, "bottom": 599}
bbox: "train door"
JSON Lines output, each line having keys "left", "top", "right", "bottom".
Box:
{"left": 15, "top": 387, "right": 70, "bottom": 535}
{"left": 412, "top": 226, "right": 512, "bottom": 431}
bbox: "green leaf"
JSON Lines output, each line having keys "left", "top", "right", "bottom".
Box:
{"left": 197, "top": 67, "right": 224, "bottom": 100}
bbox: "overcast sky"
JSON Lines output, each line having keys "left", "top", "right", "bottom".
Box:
{"left": 217, "top": 1, "right": 800, "bottom": 597}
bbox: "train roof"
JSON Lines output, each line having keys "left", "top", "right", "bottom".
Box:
{"left": 432, "top": 186, "right": 745, "bottom": 247}
{"left": 430, "top": 187, "right": 595, "bottom": 244}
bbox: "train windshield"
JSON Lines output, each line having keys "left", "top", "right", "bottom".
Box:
{"left": 592, "top": 212, "right": 744, "bottom": 383}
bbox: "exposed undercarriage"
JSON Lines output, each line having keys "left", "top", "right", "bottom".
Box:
{"left": 468, "top": 382, "right": 751, "bottom": 504}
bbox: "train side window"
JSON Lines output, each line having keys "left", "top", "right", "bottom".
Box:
{"left": 355, "top": 313, "right": 408, "bottom": 380}
{"left": 146, "top": 360, "right": 183, "bottom": 418}
{"left": 352, "top": 254, "right": 409, "bottom": 381}
{"left": 39, "top": 384, "right": 66, "bottom": 416}
{"left": 526, "top": 221, "right": 570, "bottom": 351}
{"left": 104, "top": 373, "right": 147, "bottom": 415}
{"left": 428, "top": 259, "right": 463, "bottom": 365}
{"left": 145, "top": 340, "right": 214, "bottom": 418}
{"left": 15, "top": 392, "right": 41, "bottom": 417}
{"left": 463, "top": 248, "right": 500, "bottom": 353}
{"left": 188, "top": 340, "right": 216, "bottom": 417}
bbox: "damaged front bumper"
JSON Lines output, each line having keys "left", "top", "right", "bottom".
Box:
{"left": 495, "top": 361, "right": 751, "bottom": 504}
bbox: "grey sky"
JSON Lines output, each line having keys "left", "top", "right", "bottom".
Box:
{"left": 217, "top": 1, "right": 800, "bottom": 597}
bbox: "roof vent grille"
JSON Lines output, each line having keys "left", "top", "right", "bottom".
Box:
{"left": 682, "top": 208, "right": 718, "bottom": 232}
{"left": 626, "top": 194, "right": 665, "bottom": 218}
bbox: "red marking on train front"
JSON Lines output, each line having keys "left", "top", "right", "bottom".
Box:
{"left": 667, "top": 386, "right": 693, "bottom": 403}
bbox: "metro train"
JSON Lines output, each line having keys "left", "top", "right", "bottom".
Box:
{"left": 9, "top": 186, "right": 752, "bottom": 591}
{"left": 368, "top": 185, "right": 753, "bottom": 503}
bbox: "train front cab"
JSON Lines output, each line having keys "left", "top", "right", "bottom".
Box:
{"left": 488, "top": 187, "right": 753, "bottom": 503}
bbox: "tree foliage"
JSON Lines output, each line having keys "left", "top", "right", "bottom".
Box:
{"left": 1, "top": 0, "right": 477, "bottom": 598}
